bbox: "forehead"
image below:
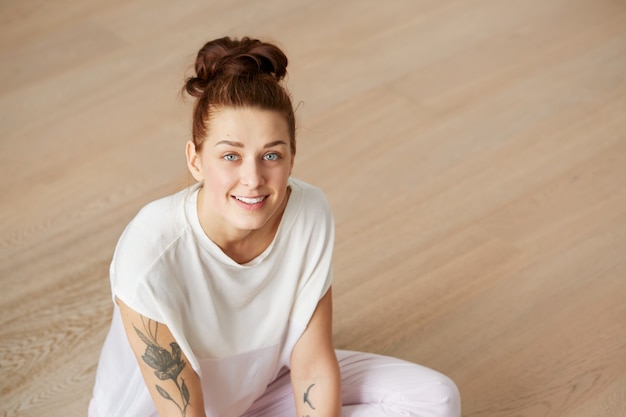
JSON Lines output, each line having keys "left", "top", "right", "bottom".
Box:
{"left": 207, "top": 106, "right": 290, "bottom": 144}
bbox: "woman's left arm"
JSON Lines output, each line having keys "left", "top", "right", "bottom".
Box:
{"left": 290, "top": 287, "right": 341, "bottom": 417}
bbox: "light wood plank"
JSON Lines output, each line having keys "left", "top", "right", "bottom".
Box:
{"left": 1, "top": 0, "right": 625, "bottom": 416}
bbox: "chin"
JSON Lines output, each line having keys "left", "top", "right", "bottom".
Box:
{"left": 229, "top": 210, "right": 271, "bottom": 227}
{"left": 234, "top": 219, "right": 271, "bottom": 232}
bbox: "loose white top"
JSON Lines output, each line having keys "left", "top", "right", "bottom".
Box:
{"left": 91, "top": 177, "right": 334, "bottom": 417}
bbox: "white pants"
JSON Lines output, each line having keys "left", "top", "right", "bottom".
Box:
{"left": 88, "top": 350, "right": 461, "bottom": 417}
{"left": 242, "top": 350, "right": 461, "bottom": 417}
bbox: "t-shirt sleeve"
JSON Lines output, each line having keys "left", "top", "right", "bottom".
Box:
{"left": 289, "top": 185, "right": 335, "bottom": 327}
{"left": 109, "top": 203, "right": 176, "bottom": 324}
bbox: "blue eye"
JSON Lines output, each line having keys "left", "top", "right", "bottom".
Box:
{"left": 223, "top": 154, "right": 239, "bottom": 161}
{"left": 264, "top": 153, "right": 279, "bottom": 161}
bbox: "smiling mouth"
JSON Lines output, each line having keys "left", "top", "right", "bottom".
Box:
{"left": 233, "top": 196, "right": 267, "bottom": 204}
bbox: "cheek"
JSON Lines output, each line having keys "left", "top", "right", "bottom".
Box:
{"left": 281, "top": 166, "right": 293, "bottom": 184}
{"left": 204, "top": 167, "right": 237, "bottom": 197}
{"left": 273, "top": 172, "right": 291, "bottom": 193}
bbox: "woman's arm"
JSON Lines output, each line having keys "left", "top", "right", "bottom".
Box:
{"left": 290, "top": 288, "right": 341, "bottom": 417}
{"left": 117, "top": 298, "right": 207, "bottom": 417}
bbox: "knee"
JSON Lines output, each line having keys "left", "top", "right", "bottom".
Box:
{"left": 434, "top": 375, "right": 461, "bottom": 417}
{"left": 386, "top": 371, "right": 461, "bottom": 417}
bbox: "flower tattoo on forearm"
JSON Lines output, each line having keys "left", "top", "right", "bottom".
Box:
{"left": 133, "top": 318, "right": 190, "bottom": 416}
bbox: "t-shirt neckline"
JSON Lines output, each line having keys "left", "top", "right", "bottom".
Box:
{"left": 185, "top": 178, "right": 301, "bottom": 267}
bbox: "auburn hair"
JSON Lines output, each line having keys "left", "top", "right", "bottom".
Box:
{"left": 183, "top": 36, "right": 296, "bottom": 153}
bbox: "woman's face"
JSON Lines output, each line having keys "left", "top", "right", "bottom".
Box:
{"left": 186, "top": 106, "right": 294, "bottom": 242}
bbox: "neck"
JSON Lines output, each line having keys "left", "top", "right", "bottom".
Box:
{"left": 197, "top": 186, "right": 290, "bottom": 264}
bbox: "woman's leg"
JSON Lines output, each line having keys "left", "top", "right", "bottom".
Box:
{"left": 337, "top": 350, "right": 460, "bottom": 417}
{"left": 243, "top": 350, "right": 460, "bottom": 417}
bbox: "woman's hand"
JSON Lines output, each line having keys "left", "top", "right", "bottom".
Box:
{"left": 290, "top": 288, "right": 341, "bottom": 417}
{"left": 117, "top": 298, "right": 207, "bottom": 417}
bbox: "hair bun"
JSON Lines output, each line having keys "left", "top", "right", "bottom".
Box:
{"left": 185, "top": 36, "right": 288, "bottom": 98}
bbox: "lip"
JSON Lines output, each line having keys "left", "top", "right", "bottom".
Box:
{"left": 231, "top": 195, "right": 268, "bottom": 210}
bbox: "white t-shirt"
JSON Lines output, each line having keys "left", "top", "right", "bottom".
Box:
{"left": 91, "top": 177, "right": 334, "bottom": 417}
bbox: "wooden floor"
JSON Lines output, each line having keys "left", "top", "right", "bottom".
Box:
{"left": 1, "top": 1, "right": 625, "bottom": 416}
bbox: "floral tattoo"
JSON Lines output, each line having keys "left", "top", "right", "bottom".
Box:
{"left": 133, "top": 318, "right": 190, "bottom": 416}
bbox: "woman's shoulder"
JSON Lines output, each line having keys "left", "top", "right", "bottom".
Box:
{"left": 136, "top": 185, "right": 194, "bottom": 222}
{"left": 131, "top": 184, "right": 199, "bottom": 231}
{"left": 112, "top": 186, "right": 197, "bottom": 271}
{"left": 289, "top": 177, "right": 331, "bottom": 212}
{"left": 287, "top": 177, "right": 334, "bottom": 232}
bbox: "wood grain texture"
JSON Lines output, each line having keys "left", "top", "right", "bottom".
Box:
{"left": 1, "top": 1, "right": 625, "bottom": 416}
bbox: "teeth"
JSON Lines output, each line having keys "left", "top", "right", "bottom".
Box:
{"left": 235, "top": 196, "right": 265, "bottom": 204}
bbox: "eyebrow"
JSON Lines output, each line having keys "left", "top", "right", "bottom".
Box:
{"left": 215, "top": 140, "right": 288, "bottom": 148}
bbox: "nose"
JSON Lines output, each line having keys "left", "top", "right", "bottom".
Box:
{"left": 240, "top": 159, "right": 265, "bottom": 189}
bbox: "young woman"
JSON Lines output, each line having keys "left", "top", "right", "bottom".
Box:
{"left": 89, "top": 36, "right": 461, "bottom": 417}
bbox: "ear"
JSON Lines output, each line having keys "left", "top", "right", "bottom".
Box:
{"left": 186, "top": 140, "right": 204, "bottom": 182}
